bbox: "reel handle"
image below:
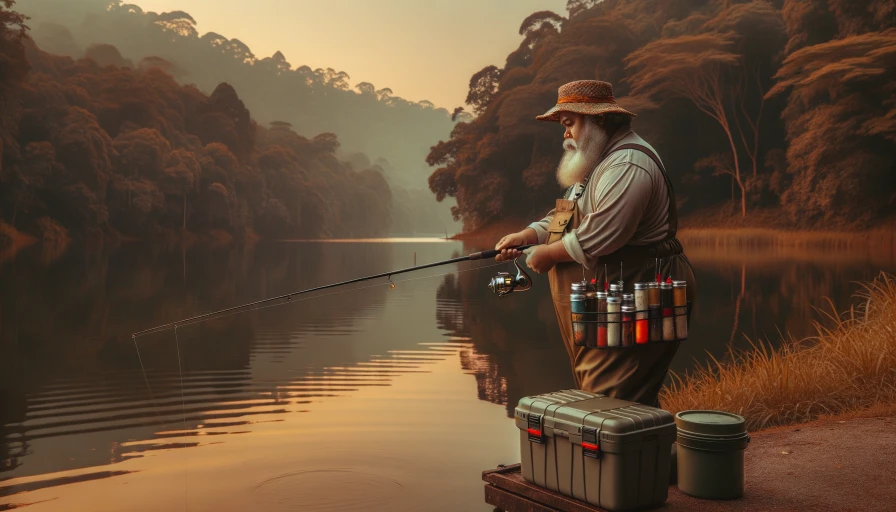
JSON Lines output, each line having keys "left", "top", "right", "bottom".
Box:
{"left": 487, "top": 253, "right": 533, "bottom": 297}
{"left": 470, "top": 244, "right": 536, "bottom": 261}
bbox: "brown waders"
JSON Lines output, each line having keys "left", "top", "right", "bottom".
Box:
{"left": 545, "top": 144, "right": 697, "bottom": 409}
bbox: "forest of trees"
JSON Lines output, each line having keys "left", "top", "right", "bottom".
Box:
{"left": 0, "top": 1, "right": 400, "bottom": 243}
{"left": 428, "top": 0, "right": 896, "bottom": 232}
{"left": 2, "top": 0, "right": 461, "bottom": 244}
{"left": 4, "top": 0, "right": 894, "bottom": 244}
{"left": 0, "top": 0, "right": 469, "bottom": 245}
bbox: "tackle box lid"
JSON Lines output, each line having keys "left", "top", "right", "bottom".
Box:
{"left": 515, "top": 390, "right": 675, "bottom": 442}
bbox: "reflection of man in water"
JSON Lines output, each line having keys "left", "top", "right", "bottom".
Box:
{"left": 495, "top": 80, "right": 697, "bottom": 408}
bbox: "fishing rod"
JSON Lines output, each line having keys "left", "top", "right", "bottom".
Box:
{"left": 131, "top": 243, "right": 537, "bottom": 338}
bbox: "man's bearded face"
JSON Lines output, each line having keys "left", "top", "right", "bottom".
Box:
{"left": 556, "top": 114, "right": 611, "bottom": 188}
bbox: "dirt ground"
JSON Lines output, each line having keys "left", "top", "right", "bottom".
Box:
{"left": 663, "top": 412, "right": 896, "bottom": 511}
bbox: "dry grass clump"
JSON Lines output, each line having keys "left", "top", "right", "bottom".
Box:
{"left": 661, "top": 271, "right": 896, "bottom": 431}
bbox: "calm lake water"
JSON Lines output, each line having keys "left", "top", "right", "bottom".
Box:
{"left": 2, "top": 236, "right": 894, "bottom": 511}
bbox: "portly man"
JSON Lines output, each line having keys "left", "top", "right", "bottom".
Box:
{"left": 495, "top": 80, "right": 697, "bottom": 408}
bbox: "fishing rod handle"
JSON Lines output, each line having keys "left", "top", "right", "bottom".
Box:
{"left": 470, "top": 244, "right": 536, "bottom": 260}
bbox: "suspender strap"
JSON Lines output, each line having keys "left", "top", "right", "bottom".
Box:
{"left": 606, "top": 143, "right": 678, "bottom": 238}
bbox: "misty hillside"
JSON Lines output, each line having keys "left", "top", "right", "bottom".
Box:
{"left": 0, "top": 22, "right": 403, "bottom": 243}
{"left": 16, "top": 0, "right": 463, "bottom": 235}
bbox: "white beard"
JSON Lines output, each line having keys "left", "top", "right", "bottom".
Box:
{"left": 556, "top": 121, "right": 611, "bottom": 188}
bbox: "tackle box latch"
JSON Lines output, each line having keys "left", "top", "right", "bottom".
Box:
{"left": 527, "top": 414, "right": 544, "bottom": 444}
{"left": 582, "top": 427, "right": 600, "bottom": 458}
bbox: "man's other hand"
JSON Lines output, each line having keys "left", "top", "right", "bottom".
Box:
{"left": 523, "top": 245, "right": 555, "bottom": 274}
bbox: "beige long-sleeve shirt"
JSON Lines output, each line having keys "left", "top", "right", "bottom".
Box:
{"left": 527, "top": 130, "right": 670, "bottom": 270}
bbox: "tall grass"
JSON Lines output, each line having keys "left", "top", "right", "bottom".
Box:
{"left": 661, "top": 271, "right": 896, "bottom": 431}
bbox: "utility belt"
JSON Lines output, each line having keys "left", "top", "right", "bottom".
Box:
{"left": 548, "top": 236, "right": 685, "bottom": 302}
{"left": 598, "top": 236, "right": 683, "bottom": 266}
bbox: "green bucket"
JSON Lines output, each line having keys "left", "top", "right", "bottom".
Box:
{"left": 675, "top": 410, "right": 750, "bottom": 500}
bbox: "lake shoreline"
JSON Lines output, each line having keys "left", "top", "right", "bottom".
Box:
{"left": 448, "top": 219, "right": 896, "bottom": 248}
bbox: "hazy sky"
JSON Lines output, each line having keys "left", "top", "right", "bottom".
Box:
{"left": 133, "top": 0, "right": 569, "bottom": 110}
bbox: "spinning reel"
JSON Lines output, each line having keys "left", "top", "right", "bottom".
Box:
{"left": 488, "top": 256, "right": 533, "bottom": 297}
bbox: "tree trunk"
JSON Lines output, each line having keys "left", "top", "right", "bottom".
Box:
{"left": 749, "top": 66, "right": 766, "bottom": 180}
{"left": 722, "top": 126, "right": 747, "bottom": 218}
{"left": 700, "top": 78, "right": 748, "bottom": 218}
{"left": 734, "top": 88, "right": 761, "bottom": 182}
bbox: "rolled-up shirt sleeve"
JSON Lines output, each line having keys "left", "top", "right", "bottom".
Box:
{"left": 561, "top": 162, "right": 653, "bottom": 269}
{"left": 527, "top": 207, "right": 556, "bottom": 245}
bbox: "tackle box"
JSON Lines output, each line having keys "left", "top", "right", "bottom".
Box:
{"left": 514, "top": 389, "right": 676, "bottom": 511}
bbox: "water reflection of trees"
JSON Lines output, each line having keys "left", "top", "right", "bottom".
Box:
{"left": 690, "top": 255, "right": 896, "bottom": 356}
{"left": 0, "top": 240, "right": 394, "bottom": 480}
{"left": 436, "top": 260, "right": 576, "bottom": 418}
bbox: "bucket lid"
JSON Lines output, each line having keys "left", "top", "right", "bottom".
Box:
{"left": 675, "top": 410, "right": 746, "bottom": 437}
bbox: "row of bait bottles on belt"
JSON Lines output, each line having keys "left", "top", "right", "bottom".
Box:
{"left": 570, "top": 263, "right": 689, "bottom": 349}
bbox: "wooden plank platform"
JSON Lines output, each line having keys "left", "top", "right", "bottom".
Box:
{"left": 482, "top": 464, "right": 609, "bottom": 512}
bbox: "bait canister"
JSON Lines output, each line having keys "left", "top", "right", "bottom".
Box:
{"left": 661, "top": 281, "right": 675, "bottom": 341}
{"left": 585, "top": 288, "right": 598, "bottom": 347}
{"left": 608, "top": 283, "right": 621, "bottom": 299}
{"left": 620, "top": 304, "right": 635, "bottom": 347}
{"left": 673, "top": 280, "right": 688, "bottom": 340}
{"left": 648, "top": 281, "right": 660, "bottom": 305}
{"left": 675, "top": 410, "right": 750, "bottom": 500}
{"left": 648, "top": 282, "right": 661, "bottom": 342}
{"left": 570, "top": 281, "right": 588, "bottom": 347}
{"left": 634, "top": 283, "right": 649, "bottom": 344}
{"left": 596, "top": 291, "right": 608, "bottom": 347}
{"left": 606, "top": 296, "right": 621, "bottom": 347}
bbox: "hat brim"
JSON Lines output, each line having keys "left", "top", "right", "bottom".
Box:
{"left": 536, "top": 102, "right": 636, "bottom": 122}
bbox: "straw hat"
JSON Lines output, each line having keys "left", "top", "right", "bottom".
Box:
{"left": 536, "top": 80, "right": 636, "bottom": 122}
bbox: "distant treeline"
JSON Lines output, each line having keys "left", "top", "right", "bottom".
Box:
{"left": 0, "top": 4, "right": 396, "bottom": 241}
{"left": 12, "top": 0, "right": 461, "bottom": 236}
{"left": 428, "top": 0, "right": 896, "bottom": 231}
{"left": 0, "top": 0, "right": 468, "bottom": 243}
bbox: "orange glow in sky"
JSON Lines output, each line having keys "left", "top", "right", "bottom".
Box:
{"left": 133, "top": 0, "right": 568, "bottom": 110}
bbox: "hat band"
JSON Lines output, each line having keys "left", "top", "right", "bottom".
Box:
{"left": 557, "top": 95, "right": 616, "bottom": 105}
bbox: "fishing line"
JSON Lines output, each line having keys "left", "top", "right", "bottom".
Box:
{"left": 131, "top": 328, "right": 192, "bottom": 510}
{"left": 132, "top": 335, "right": 163, "bottom": 419}
{"left": 174, "top": 325, "right": 189, "bottom": 511}
{"left": 133, "top": 259, "right": 509, "bottom": 337}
